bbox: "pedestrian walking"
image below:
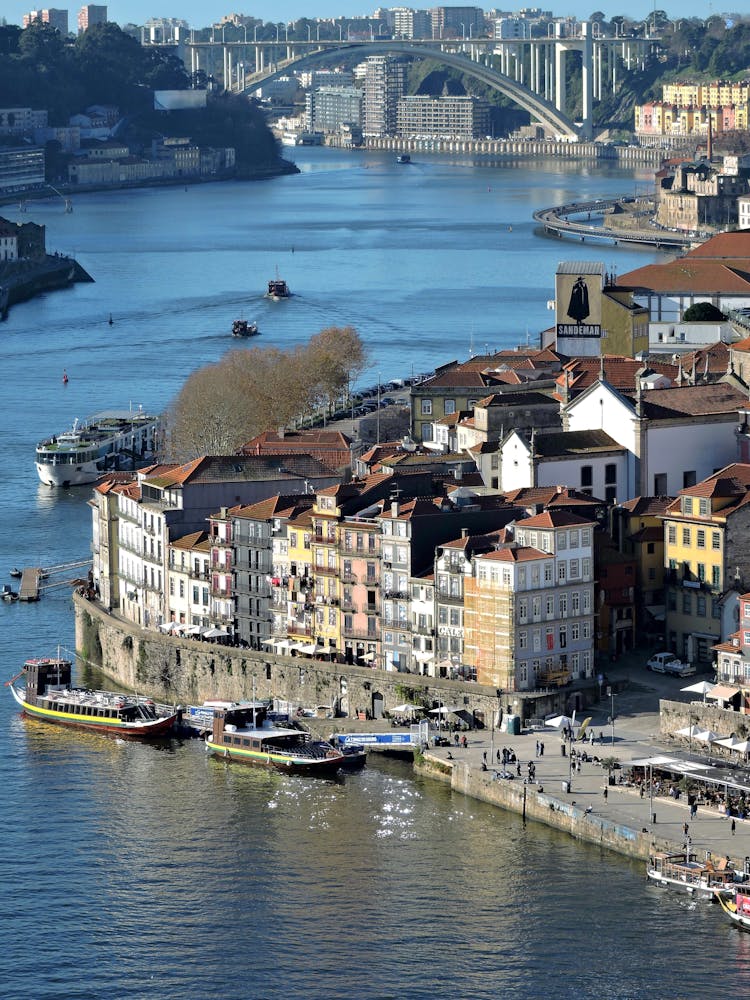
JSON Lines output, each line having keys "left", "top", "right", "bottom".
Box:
{"left": 516, "top": 761, "right": 521, "bottom": 776}
{"left": 561, "top": 741, "right": 566, "bottom": 757}
{"left": 539, "top": 742, "right": 545, "bottom": 757}
{"left": 535, "top": 740, "right": 540, "bottom": 757}
{"left": 691, "top": 802, "right": 697, "bottom": 819}
{"left": 483, "top": 751, "right": 487, "bottom": 763}
{"left": 496, "top": 749, "right": 501, "bottom": 763}
{"left": 683, "top": 822, "right": 689, "bottom": 837}
{"left": 603, "top": 786, "right": 608, "bottom": 800}
{"left": 732, "top": 818, "right": 737, "bottom": 835}
{"left": 639, "top": 785, "right": 644, "bottom": 799}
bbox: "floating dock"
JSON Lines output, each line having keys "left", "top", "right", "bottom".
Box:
{"left": 18, "top": 568, "right": 42, "bottom": 602}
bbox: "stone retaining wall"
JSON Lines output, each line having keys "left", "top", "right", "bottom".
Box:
{"left": 416, "top": 753, "right": 669, "bottom": 861}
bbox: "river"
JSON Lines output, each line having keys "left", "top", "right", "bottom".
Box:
{"left": 1, "top": 148, "right": 748, "bottom": 998}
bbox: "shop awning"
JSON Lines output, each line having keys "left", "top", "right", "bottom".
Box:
{"left": 706, "top": 685, "right": 740, "bottom": 701}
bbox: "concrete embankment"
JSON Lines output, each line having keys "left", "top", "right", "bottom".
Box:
{"left": 358, "top": 136, "right": 664, "bottom": 166}
{"left": 0, "top": 255, "right": 93, "bottom": 320}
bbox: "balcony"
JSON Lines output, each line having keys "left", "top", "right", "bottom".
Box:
{"left": 437, "top": 592, "right": 463, "bottom": 605}
{"left": 211, "top": 585, "right": 232, "bottom": 598}
{"left": 343, "top": 624, "right": 379, "bottom": 640}
{"left": 412, "top": 623, "right": 435, "bottom": 637}
{"left": 314, "top": 565, "right": 338, "bottom": 577}
{"left": 211, "top": 612, "right": 235, "bottom": 625}
{"left": 383, "top": 590, "right": 407, "bottom": 601}
{"left": 287, "top": 623, "right": 313, "bottom": 637}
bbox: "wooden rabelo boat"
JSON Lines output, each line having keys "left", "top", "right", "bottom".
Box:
{"left": 647, "top": 850, "right": 743, "bottom": 901}
{"left": 6, "top": 656, "right": 178, "bottom": 738}
{"left": 206, "top": 703, "right": 345, "bottom": 776}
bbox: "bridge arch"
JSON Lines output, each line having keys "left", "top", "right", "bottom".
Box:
{"left": 238, "top": 41, "right": 581, "bottom": 141}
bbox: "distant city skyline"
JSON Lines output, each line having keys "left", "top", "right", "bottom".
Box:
{"left": 4, "top": 2, "right": 728, "bottom": 33}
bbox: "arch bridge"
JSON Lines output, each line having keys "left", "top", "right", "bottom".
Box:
{"left": 183, "top": 28, "right": 650, "bottom": 142}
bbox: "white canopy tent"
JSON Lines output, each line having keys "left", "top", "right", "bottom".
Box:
{"left": 675, "top": 724, "right": 703, "bottom": 738}
{"left": 544, "top": 714, "right": 576, "bottom": 731}
{"left": 680, "top": 681, "right": 715, "bottom": 701}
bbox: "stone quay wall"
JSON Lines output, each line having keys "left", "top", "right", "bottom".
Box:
{"left": 416, "top": 754, "right": 665, "bottom": 861}
{"left": 75, "top": 594, "right": 583, "bottom": 720}
{"left": 660, "top": 699, "right": 750, "bottom": 743}
{"left": 357, "top": 136, "right": 664, "bottom": 166}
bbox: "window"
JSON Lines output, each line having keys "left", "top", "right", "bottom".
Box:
{"left": 697, "top": 596, "right": 706, "bottom": 617}
{"left": 581, "top": 529, "right": 591, "bottom": 546}
{"left": 581, "top": 466, "right": 592, "bottom": 488}
{"left": 712, "top": 532, "right": 721, "bottom": 550}
{"left": 569, "top": 559, "right": 579, "bottom": 579}
{"left": 559, "top": 625, "right": 567, "bottom": 647}
{"left": 582, "top": 622, "right": 591, "bottom": 639}
{"left": 605, "top": 463, "right": 617, "bottom": 485}
{"left": 668, "top": 525, "right": 676, "bottom": 544}
{"left": 532, "top": 629, "right": 541, "bottom": 651}
{"left": 544, "top": 563, "right": 553, "bottom": 583}
{"left": 192, "top": 586, "right": 199, "bottom": 603}
{"left": 682, "top": 592, "right": 692, "bottom": 614}
{"left": 558, "top": 532, "right": 567, "bottom": 550}
{"left": 519, "top": 599, "right": 528, "bottom": 622}
{"left": 444, "top": 399, "right": 456, "bottom": 415}
{"left": 683, "top": 470, "right": 696, "bottom": 489}
{"left": 571, "top": 623, "right": 579, "bottom": 641}
{"left": 699, "top": 498, "right": 710, "bottom": 516}
{"left": 545, "top": 595, "right": 554, "bottom": 618}
{"left": 169, "top": 578, "right": 175, "bottom": 596}
{"left": 532, "top": 596, "right": 541, "bottom": 619}
{"left": 654, "top": 474, "right": 667, "bottom": 494}
{"left": 420, "top": 399, "right": 432, "bottom": 415}
{"left": 668, "top": 590, "right": 676, "bottom": 610}
{"left": 697, "top": 529, "right": 705, "bottom": 548}
{"left": 519, "top": 630, "right": 528, "bottom": 649}
{"left": 582, "top": 590, "right": 590, "bottom": 613}
{"left": 697, "top": 563, "right": 706, "bottom": 582}
{"left": 558, "top": 562, "right": 566, "bottom": 582}
{"left": 712, "top": 565, "right": 721, "bottom": 589}
{"left": 559, "top": 594, "right": 567, "bottom": 617}
{"left": 179, "top": 580, "right": 185, "bottom": 599}
{"left": 682, "top": 528, "right": 690, "bottom": 546}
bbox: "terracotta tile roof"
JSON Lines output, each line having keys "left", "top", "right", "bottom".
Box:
{"left": 619, "top": 495, "right": 674, "bottom": 516}
{"left": 732, "top": 336, "right": 750, "bottom": 354}
{"left": 556, "top": 356, "right": 677, "bottom": 394}
{"left": 229, "top": 494, "right": 313, "bottom": 521}
{"left": 171, "top": 530, "right": 209, "bottom": 550}
{"left": 533, "top": 429, "right": 624, "bottom": 457}
{"left": 666, "top": 463, "right": 750, "bottom": 515}
{"left": 637, "top": 383, "right": 747, "bottom": 419}
{"left": 475, "top": 390, "right": 557, "bottom": 408}
{"left": 679, "top": 341, "right": 730, "bottom": 374}
{"left": 516, "top": 510, "right": 596, "bottom": 529}
{"left": 618, "top": 259, "right": 750, "bottom": 294}
{"left": 93, "top": 472, "right": 137, "bottom": 494}
{"left": 477, "top": 546, "right": 548, "bottom": 562}
{"left": 685, "top": 231, "right": 750, "bottom": 259}
{"left": 503, "top": 486, "right": 605, "bottom": 508}
{"left": 628, "top": 525, "right": 663, "bottom": 543}
{"left": 145, "top": 454, "right": 338, "bottom": 488}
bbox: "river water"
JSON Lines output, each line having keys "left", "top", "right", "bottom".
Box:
{"left": 2, "top": 148, "right": 748, "bottom": 997}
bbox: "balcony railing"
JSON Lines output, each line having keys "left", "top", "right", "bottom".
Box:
{"left": 383, "top": 590, "right": 407, "bottom": 601}
{"left": 287, "top": 623, "right": 313, "bottom": 637}
{"left": 211, "top": 585, "right": 232, "bottom": 598}
{"left": 343, "top": 625, "right": 379, "bottom": 640}
{"left": 313, "top": 565, "right": 338, "bottom": 577}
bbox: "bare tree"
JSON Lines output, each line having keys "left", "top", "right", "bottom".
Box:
{"left": 162, "top": 327, "right": 366, "bottom": 459}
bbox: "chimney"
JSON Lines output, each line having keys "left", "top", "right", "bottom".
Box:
{"left": 391, "top": 501, "right": 400, "bottom": 517}
{"left": 461, "top": 527, "right": 469, "bottom": 538}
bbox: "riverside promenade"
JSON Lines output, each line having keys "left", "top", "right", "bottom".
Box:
{"left": 417, "top": 655, "right": 750, "bottom": 868}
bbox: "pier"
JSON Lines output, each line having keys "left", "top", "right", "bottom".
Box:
{"left": 15, "top": 559, "right": 91, "bottom": 601}
{"left": 533, "top": 198, "right": 696, "bottom": 249}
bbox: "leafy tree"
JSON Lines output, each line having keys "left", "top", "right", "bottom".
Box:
{"left": 683, "top": 302, "right": 726, "bottom": 321}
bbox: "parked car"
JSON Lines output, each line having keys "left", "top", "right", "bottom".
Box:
{"left": 647, "top": 651, "right": 681, "bottom": 673}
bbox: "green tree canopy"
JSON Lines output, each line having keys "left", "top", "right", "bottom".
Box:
{"left": 682, "top": 302, "right": 726, "bottom": 321}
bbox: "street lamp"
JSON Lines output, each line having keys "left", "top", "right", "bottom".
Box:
{"left": 376, "top": 372, "right": 382, "bottom": 445}
{"left": 607, "top": 685, "right": 615, "bottom": 745}
{"left": 460, "top": 23, "right": 465, "bottom": 40}
{"left": 253, "top": 24, "right": 258, "bottom": 42}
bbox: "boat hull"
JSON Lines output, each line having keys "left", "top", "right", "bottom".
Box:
{"left": 35, "top": 459, "right": 103, "bottom": 487}
{"left": 9, "top": 685, "right": 177, "bottom": 738}
{"left": 719, "top": 896, "right": 750, "bottom": 931}
{"left": 206, "top": 737, "right": 344, "bottom": 775}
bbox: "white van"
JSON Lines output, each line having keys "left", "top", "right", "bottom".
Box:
{"left": 647, "top": 651, "right": 680, "bottom": 673}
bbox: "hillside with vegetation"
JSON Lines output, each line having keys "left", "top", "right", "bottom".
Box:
{"left": 0, "top": 21, "right": 291, "bottom": 178}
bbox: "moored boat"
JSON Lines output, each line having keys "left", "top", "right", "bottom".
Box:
{"left": 206, "top": 702, "right": 345, "bottom": 775}
{"left": 6, "top": 656, "right": 179, "bottom": 738}
{"left": 396, "top": 153, "right": 411, "bottom": 164}
{"left": 719, "top": 886, "right": 750, "bottom": 930}
{"left": 647, "top": 849, "right": 744, "bottom": 901}
{"left": 231, "top": 319, "right": 259, "bottom": 337}
{"left": 35, "top": 407, "right": 159, "bottom": 487}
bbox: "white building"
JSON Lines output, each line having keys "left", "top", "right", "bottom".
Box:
{"left": 362, "top": 55, "right": 405, "bottom": 137}
{"left": 564, "top": 378, "right": 747, "bottom": 499}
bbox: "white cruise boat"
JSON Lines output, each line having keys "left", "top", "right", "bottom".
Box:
{"left": 35, "top": 407, "right": 159, "bottom": 486}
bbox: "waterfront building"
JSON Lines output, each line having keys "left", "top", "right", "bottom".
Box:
{"left": 362, "top": 55, "right": 405, "bottom": 137}
{"left": 0, "top": 146, "right": 45, "bottom": 195}
{"left": 276, "top": 503, "right": 316, "bottom": 648}
{"left": 0, "top": 219, "right": 18, "bottom": 261}
{"left": 396, "top": 95, "right": 490, "bottom": 140}
{"left": 655, "top": 161, "right": 748, "bottom": 233}
{"left": 378, "top": 492, "right": 520, "bottom": 672}
{"left": 410, "top": 570, "right": 436, "bottom": 676}
{"left": 208, "top": 508, "right": 237, "bottom": 638}
{"left": 77, "top": 4, "right": 106, "bottom": 33}
{"left": 563, "top": 377, "right": 747, "bottom": 500}
{"left": 595, "top": 543, "right": 636, "bottom": 657}
{"left": 712, "top": 591, "right": 750, "bottom": 713}
{"left": 166, "top": 531, "right": 211, "bottom": 628}
{"left": 662, "top": 464, "right": 750, "bottom": 665}
{"left": 90, "top": 473, "right": 137, "bottom": 612}
{"left": 612, "top": 495, "right": 672, "bottom": 640}
{"left": 434, "top": 532, "right": 504, "bottom": 679}
{"left": 463, "top": 511, "right": 596, "bottom": 691}
{"left": 305, "top": 86, "right": 363, "bottom": 134}
{"left": 340, "top": 509, "right": 382, "bottom": 666}
{"left": 22, "top": 8, "right": 68, "bottom": 32}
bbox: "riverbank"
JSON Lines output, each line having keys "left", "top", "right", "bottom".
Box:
{"left": 0, "top": 254, "right": 93, "bottom": 320}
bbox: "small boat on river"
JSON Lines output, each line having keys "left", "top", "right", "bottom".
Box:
{"left": 266, "top": 270, "right": 290, "bottom": 300}
{"left": 719, "top": 885, "right": 750, "bottom": 930}
{"left": 647, "top": 850, "right": 744, "bottom": 901}
{"left": 396, "top": 154, "right": 411, "bottom": 164}
{"left": 231, "top": 319, "right": 259, "bottom": 337}
{"left": 206, "top": 702, "right": 345, "bottom": 776}
{"left": 6, "top": 655, "right": 179, "bottom": 738}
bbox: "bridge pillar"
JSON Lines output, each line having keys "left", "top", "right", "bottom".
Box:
{"left": 580, "top": 22, "right": 593, "bottom": 140}
{"left": 554, "top": 32, "right": 566, "bottom": 116}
